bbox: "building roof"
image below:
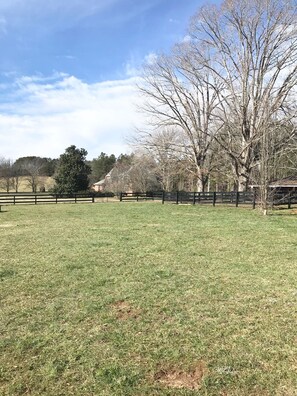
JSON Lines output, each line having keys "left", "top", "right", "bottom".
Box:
{"left": 250, "top": 176, "right": 297, "bottom": 188}
{"left": 93, "top": 179, "right": 105, "bottom": 186}
{"left": 269, "top": 176, "right": 297, "bottom": 187}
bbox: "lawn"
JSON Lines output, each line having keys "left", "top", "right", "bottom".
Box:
{"left": 0, "top": 203, "right": 296, "bottom": 395}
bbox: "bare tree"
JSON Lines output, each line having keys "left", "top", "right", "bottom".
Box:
{"left": 257, "top": 116, "right": 297, "bottom": 214}
{"left": 21, "top": 158, "right": 45, "bottom": 192}
{"left": 137, "top": 46, "right": 221, "bottom": 192}
{"left": 0, "top": 158, "right": 14, "bottom": 192}
{"left": 189, "top": 0, "right": 297, "bottom": 194}
{"left": 127, "top": 153, "right": 161, "bottom": 192}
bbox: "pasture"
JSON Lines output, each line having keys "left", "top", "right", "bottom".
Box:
{"left": 0, "top": 176, "right": 55, "bottom": 193}
{"left": 0, "top": 203, "right": 296, "bottom": 395}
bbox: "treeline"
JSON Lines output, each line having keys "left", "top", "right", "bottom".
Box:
{"left": 0, "top": 148, "right": 202, "bottom": 194}
{"left": 0, "top": 150, "right": 129, "bottom": 193}
{"left": 0, "top": 157, "right": 57, "bottom": 193}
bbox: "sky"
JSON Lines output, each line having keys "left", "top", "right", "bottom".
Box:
{"left": 0, "top": 0, "right": 219, "bottom": 160}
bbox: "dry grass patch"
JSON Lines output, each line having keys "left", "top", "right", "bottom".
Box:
{"left": 111, "top": 300, "right": 142, "bottom": 320}
{"left": 154, "top": 361, "right": 207, "bottom": 390}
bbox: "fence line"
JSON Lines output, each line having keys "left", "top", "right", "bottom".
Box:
{"left": 119, "top": 191, "right": 255, "bottom": 207}
{"left": 1, "top": 190, "right": 295, "bottom": 209}
{"left": 120, "top": 190, "right": 297, "bottom": 209}
{"left": 0, "top": 193, "right": 95, "bottom": 206}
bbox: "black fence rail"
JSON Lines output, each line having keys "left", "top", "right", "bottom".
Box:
{"left": 0, "top": 193, "right": 95, "bottom": 206}
{"left": 120, "top": 190, "right": 297, "bottom": 208}
{"left": 120, "top": 191, "right": 256, "bottom": 207}
{"left": 273, "top": 192, "right": 297, "bottom": 208}
{"left": 118, "top": 191, "right": 163, "bottom": 202}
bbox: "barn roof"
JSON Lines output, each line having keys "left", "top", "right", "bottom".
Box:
{"left": 269, "top": 176, "right": 297, "bottom": 187}
{"left": 250, "top": 176, "right": 297, "bottom": 188}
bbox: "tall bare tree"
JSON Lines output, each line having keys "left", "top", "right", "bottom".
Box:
{"left": 189, "top": 0, "right": 297, "bottom": 192}
{"left": 138, "top": 46, "right": 221, "bottom": 192}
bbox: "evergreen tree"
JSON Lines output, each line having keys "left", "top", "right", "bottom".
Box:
{"left": 54, "top": 145, "right": 91, "bottom": 194}
{"left": 90, "top": 152, "right": 116, "bottom": 183}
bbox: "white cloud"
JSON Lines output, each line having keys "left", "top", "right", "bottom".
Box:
{"left": 144, "top": 52, "right": 158, "bottom": 65}
{"left": 124, "top": 51, "right": 158, "bottom": 77}
{"left": 125, "top": 62, "right": 139, "bottom": 78}
{"left": 0, "top": 73, "right": 144, "bottom": 160}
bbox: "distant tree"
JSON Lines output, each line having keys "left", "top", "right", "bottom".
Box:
{"left": 0, "top": 158, "right": 14, "bottom": 192}
{"left": 90, "top": 152, "right": 116, "bottom": 183}
{"left": 20, "top": 157, "right": 45, "bottom": 192}
{"left": 116, "top": 153, "right": 134, "bottom": 168}
{"left": 41, "top": 158, "right": 58, "bottom": 176}
{"left": 11, "top": 162, "right": 21, "bottom": 193}
{"left": 14, "top": 156, "right": 57, "bottom": 177}
{"left": 54, "top": 145, "right": 91, "bottom": 194}
{"left": 105, "top": 154, "right": 134, "bottom": 193}
{"left": 127, "top": 153, "right": 161, "bottom": 192}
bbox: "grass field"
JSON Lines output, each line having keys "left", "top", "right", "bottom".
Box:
{"left": 0, "top": 203, "right": 296, "bottom": 395}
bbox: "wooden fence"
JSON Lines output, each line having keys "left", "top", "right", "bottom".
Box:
{"left": 120, "top": 190, "right": 297, "bottom": 209}
{"left": 1, "top": 190, "right": 295, "bottom": 210}
{"left": 120, "top": 191, "right": 256, "bottom": 207}
{"left": 0, "top": 193, "right": 95, "bottom": 206}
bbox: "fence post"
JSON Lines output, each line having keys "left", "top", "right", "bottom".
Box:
{"left": 14, "top": 195, "right": 16, "bottom": 205}
{"left": 92, "top": 194, "right": 95, "bottom": 203}
{"left": 120, "top": 192, "right": 123, "bottom": 202}
{"left": 288, "top": 194, "right": 291, "bottom": 209}
{"left": 176, "top": 191, "right": 179, "bottom": 205}
{"left": 136, "top": 193, "right": 139, "bottom": 202}
{"left": 213, "top": 191, "right": 216, "bottom": 206}
{"left": 193, "top": 192, "right": 196, "bottom": 205}
{"left": 35, "top": 194, "right": 37, "bottom": 205}
{"left": 252, "top": 190, "right": 256, "bottom": 209}
{"left": 235, "top": 192, "right": 240, "bottom": 207}
{"left": 162, "top": 191, "right": 165, "bottom": 204}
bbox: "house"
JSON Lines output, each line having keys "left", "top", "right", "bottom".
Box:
{"left": 92, "top": 179, "right": 106, "bottom": 192}
{"left": 91, "top": 170, "right": 112, "bottom": 192}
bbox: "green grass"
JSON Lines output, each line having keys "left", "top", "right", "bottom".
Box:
{"left": 0, "top": 203, "right": 296, "bottom": 395}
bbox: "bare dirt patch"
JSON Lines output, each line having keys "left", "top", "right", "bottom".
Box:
{"left": 154, "top": 361, "right": 207, "bottom": 391}
{"left": 111, "top": 300, "right": 141, "bottom": 320}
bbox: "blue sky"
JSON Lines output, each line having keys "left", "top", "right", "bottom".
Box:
{"left": 0, "top": 0, "right": 218, "bottom": 160}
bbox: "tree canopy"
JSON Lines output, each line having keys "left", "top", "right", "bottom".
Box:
{"left": 54, "top": 145, "right": 91, "bottom": 194}
{"left": 89, "top": 152, "right": 116, "bottom": 183}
